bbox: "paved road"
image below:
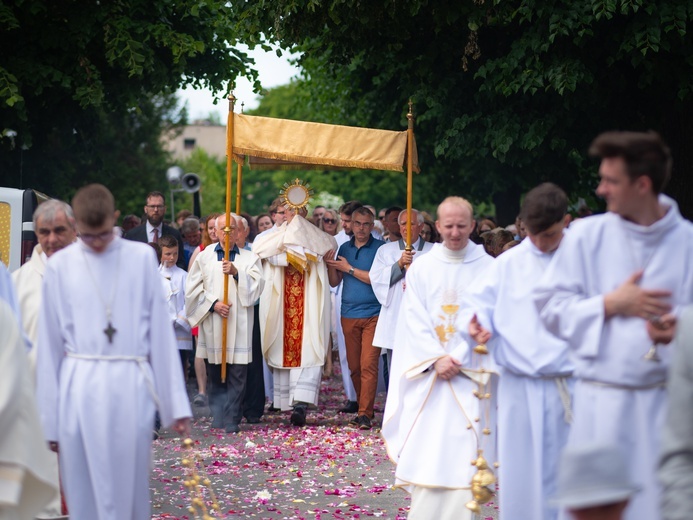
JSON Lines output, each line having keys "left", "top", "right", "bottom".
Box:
{"left": 150, "top": 375, "right": 499, "bottom": 519}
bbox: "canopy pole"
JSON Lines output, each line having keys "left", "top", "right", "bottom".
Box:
{"left": 405, "top": 99, "right": 414, "bottom": 252}
{"left": 221, "top": 92, "right": 236, "bottom": 382}
{"left": 235, "top": 162, "right": 243, "bottom": 214}
{"left": 235, "top": 102, "right": 244, "bottom": 214}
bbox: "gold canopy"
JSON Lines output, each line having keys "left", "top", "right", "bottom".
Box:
{"left": 230, "top": 113, "right": 419, "bottom": 173}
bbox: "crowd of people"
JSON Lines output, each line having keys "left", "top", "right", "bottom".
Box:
{"left": 2, "top": 130, "right": 693, "bottom": 520}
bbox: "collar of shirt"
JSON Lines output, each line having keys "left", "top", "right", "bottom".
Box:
{"left": 215, "top": 242, "right": 240, "bottom": 261}
{"left": 349, "top": 234, "right": 375, "bottom": 249}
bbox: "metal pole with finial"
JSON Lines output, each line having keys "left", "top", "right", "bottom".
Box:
{"left": 405, "top": 99, "right": 414, "bottom": 252}
{"left": 221, "top": 92, "right": 236, "bottom": 382}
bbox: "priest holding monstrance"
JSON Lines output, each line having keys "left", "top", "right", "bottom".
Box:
{"left": 252, "top": 179, "right": 338, "bottom": 427}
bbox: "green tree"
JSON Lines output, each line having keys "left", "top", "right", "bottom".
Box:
{"left": 0, "top": 0, "right": 256, "bottom": 213}
{"left": 232, "top": 0, "right": 693, "bottom": 223}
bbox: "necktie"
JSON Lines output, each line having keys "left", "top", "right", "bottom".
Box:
{"left": 152, "top": 228, "right": 159, "bottom": 243}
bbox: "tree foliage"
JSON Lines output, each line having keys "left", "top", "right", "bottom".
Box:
{"left": 231, "top": 0, "right": 693, "bottom": 222}
{"left": 0, "top": 0, "right": 256, "bottom": 215}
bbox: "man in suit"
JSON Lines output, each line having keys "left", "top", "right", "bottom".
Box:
{"left": 124, "top": 191, "right": 186, "bottom": 270}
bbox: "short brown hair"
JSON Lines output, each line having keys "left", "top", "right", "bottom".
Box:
{"left": 352, "top": 206, "right": 374, "bottom": 221}
{"left": 269, "top": 198, "right": 284, "bottom": 214}
{"left": 520, "top": 183, "right": 568, "bottom": 235}
{"left": 589, "top": 131, "right": 671, "bottom": 193}
{"left": 158, "top": 235, "right": 178, "bottom": 249}
{"left": 72, "top": 184, "right": 115, "bottom": 227}
{"left": 339, "top": 200, "right": 363, "bottom": 216}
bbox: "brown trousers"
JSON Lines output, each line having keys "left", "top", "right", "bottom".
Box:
{"left": 341, "top": 315, "right": 381, "bottom": 418}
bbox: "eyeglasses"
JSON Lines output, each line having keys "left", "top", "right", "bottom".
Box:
{"left": 322, "top": 218, "right": 336, "bottom": 224}
{"left": 146, "top": 205, "right": 165, "bottom": 211}
{"left": 352, "top": 220, "right": 373, "bottom": 228}
{"left": 80, "top": 230, "right": 113, "bottom": 243}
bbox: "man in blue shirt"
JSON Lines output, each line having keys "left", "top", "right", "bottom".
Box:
{"left": 326, "top": 207, "right": 385, "bottom": 430}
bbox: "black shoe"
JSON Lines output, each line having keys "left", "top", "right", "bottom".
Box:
{"left": 225, "top": 424, "right": 240, "bottom": 434}
{"left": 153, "top": 429, "right": 160, "bottom": 440}
{"left": 290, "top": 406, "right": 307, "bottom": 427}
{"left": 267, "top": 402, "right": 280, "bottom": 413}
{"left": 246, "top": 416, "right": 261, "bottom": 424}
{"left": 347, "top": 414, "right": 360, "bottom": 427}
{"left": 339, "top": 400, "right": 358, "bottom": 414}
{"left": 357, "top": 415, "right": 372, "bottom": 431}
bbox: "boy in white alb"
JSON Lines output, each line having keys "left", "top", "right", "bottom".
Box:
{"left": 535, "top": 132, "right": 693, "bottom": 520}
{"left": 159, "top": 234, "right": 192, "bottom": 373}
{"left": 36, "top": 184, "right": 191, "bottom": 520}
{"left": 465, "top": 183, "right": 574, "bottom": 520}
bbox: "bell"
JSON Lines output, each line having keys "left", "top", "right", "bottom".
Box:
{"left": 466, "top": 500, "right": 481, "bottom": 513}
{"left": 474, "top": 343, "right": 489, "bottom": 355}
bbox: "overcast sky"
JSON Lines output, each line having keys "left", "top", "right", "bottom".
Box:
{"left": 178, "top": 45, "right": 302, "bottom": 121}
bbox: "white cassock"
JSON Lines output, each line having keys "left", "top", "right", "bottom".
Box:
{"left": 332, "top": 230, "right": 357, "bottom": 402}
{"left": 159, "top": 264, "right": 192, "bottom": 351}
{"left": 382, "top": 242, "right": 495, "bottom": 520}
{"left": 464, "top": 238, "right": 574, "bottom": 520}
{"left": 36, "top": 237, "right": 192, "bottom": 520}
{"left": 253, "top": 216, "right": 337, "bottom": 410}
{"left": 534, "top": 196, "right": 693, "bottom": 520}
{"left": 11, "top": 245, "right": 66, "bottom": 517}
{"left": 186, "top": 245, "right": 264, "bottom": 365}
{"left": 371, "top": 237, "right": 433, "bottom": 352}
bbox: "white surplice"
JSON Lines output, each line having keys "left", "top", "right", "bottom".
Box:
{"left": 534, "top": 196, "right": 693, "bottom": 520}
{"left": 382, "top": 242, "right": 496, "bottom": 514}
{"left": 464, "top": 238, "right": 574, "bottom": 520}
{"left": 11, "top": 245, "right": 45, "bottom": 348}
{"left": 36, "top": 237, "right": 192, "bottom": 520}
{"left": 11, "top": 245, "right": 67, "bottom": 517}
{"left": 186, "top": 245, "right": 264, "bottom": 365}
{"left": 253, "top": 216, "right": 337, "bottom": 409}
{"left": 370, "top": 238, "right": 433, "bottom": 351}
{"left": 159, "top": 264, "right": 192, "bottom": 350}
{"left": 0, "top": 299, "right": 56, "bottom": 520}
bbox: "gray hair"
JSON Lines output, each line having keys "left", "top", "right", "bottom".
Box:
{"left": 398, "top": 209, "right": 424, "bottom": 225}
{"left": 238, "top": 216, "right": 248, "bottom": 230}
{"left": 180, "top": 217, "right": 201, "bottom": 235}
{"left": 33, "top": 200, "right": 75, "bottom": 229}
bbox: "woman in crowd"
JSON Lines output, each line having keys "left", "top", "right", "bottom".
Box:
{"left": 256, "top": 213, "right": 273, "bottom": 233}
{"left": 319, "top": 208, "right": 341, "bottom": 236}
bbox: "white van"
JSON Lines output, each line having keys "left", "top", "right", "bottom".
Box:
{"left": 0, "top": 188, "right": 49, "bottom": 272}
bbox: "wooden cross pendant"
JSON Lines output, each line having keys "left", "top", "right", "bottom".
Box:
{"left": 104, "top": 321, "right": 117, "bottom": 344}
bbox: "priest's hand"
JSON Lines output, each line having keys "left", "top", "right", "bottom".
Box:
{"left": 213, "top": 301, "right": 231, "bottom": 318}
{"left": 469, "top": 314, "right": 492, "bottom": 344}
{"left": 173, "top": 417, "right": 192, "bottom": 438}
{"left": 647, "top": 313, "right": 677, "bottom": 345}
{"left": 434, "top": 355, "right": 462, "bottom": 380}
{"left": 221, "top": 260, "right": 238, "bottom": 276}
{"left": 398, "top": 249, "right": 415, "bottom": 269}
{"left": 604, "top": 270, "right": 672, "bottom": 319}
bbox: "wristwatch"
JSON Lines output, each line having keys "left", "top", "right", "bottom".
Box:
{"left": 348, "top": 267, "right": 355, "bottom": 276}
